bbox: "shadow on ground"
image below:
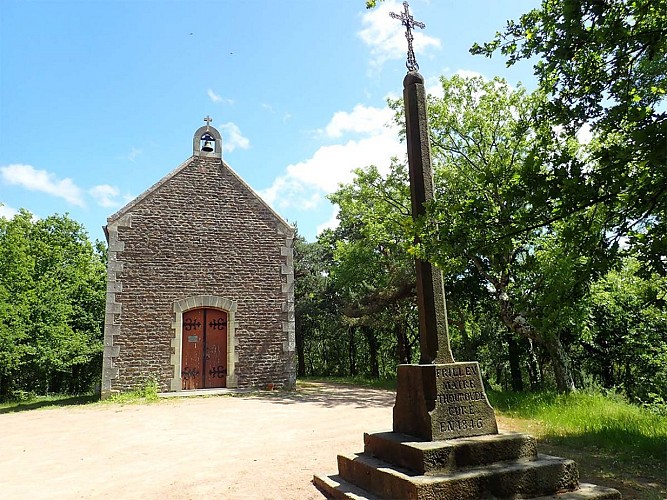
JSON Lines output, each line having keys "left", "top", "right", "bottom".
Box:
{"left": 242, "top": 382, "right": 395, "bottom": 409}
{"left": 0, "top": 395, "right": 98, "bottom": 414}
{"left": 539, "top": 438, "right": 667, "bottom": 499}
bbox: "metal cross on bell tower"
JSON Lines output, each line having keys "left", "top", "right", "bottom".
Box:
{"left": 390, "top": 1, "right": 426, "bottom": 72}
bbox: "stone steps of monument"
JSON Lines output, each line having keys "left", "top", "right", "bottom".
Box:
{"left": 335, "top": 452, "right": 582, "bottom": 499}
{"left": 313, "top": 474, "right": 381, "bottom": 500}
{"left": 313, "top": 472, "right": 621, "bottom": 500}
{"left": 364, "top": 431, "right": 538, "bottom": 475}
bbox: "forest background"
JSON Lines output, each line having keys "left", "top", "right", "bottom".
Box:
{"left": 0, "top": 0, "right": 665, "bottom": 416}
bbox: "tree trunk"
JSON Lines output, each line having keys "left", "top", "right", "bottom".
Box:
{"left": 451, "top": 310, "right": 476, "bottom": 362}
{"left": 348, "top": 327, "right": 357, "bottom": 376}
{"left": 526, "top": 339, "right": 541, "bottom": 389}
{"left": 395, "top": 321, "right": 411, "bottom": 364}
{"left": 295, "top": 326, "right": 306, "bottom": 377}
{"left": 362, "top": 326, "right": 380, "bottom": 378}
{"left": 495, "top": 363, "right": 505, "bottom": 390}
{"left": 506, "top": 333, "right": 524, "bottom": 392}
{"left": 546, "top": 336, "right": 576, "bottom": 393}
{"left": 0, "top": 373, "right": 10, "bottom": 400}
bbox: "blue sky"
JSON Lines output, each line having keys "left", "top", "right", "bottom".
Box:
{"left": 0, "top": 0, "right": 539, "bottom": 243}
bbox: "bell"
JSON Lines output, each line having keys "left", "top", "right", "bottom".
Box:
{"left": 202, "top": 140, "right": 214, "bottom": 152}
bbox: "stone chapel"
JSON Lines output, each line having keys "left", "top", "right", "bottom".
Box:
{"left": 101, "top": 118, "right": 296, "bottom": 398}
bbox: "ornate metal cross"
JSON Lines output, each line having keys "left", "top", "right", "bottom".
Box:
{"left": 204, "top": 115, "right": 213, "bottom": 127}
{"left": 390, "top": 1, "right": 425, "bottom": 72}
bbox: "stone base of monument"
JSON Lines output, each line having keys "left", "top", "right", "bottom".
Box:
{"left": 313, "top": 432, "right": 621, "bottom": 499}
{"left": 314, "top": 363, "right": 621, "bottom": 499}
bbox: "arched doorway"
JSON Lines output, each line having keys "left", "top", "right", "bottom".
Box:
{"left": 181, "top": 308, "right": 228, "bottom": 389}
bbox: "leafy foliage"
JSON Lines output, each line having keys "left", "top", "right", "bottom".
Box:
{"left": 0, "top": 210, "right": 106, "bottom": 399}
{"left": 471, "top": 0, "right": 667, "bottom": 276}
{"left": 578, "top": 257, "right": 667, "bottom": 406}
{"left": 404, "top": 75, "right": 611, "bottom": 392}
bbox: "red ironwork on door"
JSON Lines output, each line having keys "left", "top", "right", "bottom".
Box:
{"left": 181, "top": 308, "right": 228, "bottom": 390}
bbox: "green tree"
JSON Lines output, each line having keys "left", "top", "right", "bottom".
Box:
{"left": 579, "top": 256, "right": 667, "bottom": 405}
{"left": 405, "top": 75, "right": 607, "bottom": 392}
{"left": 323, "top": 157, "right": 515, "bottom": 382}
{"left": 0, "top": 210, "right": 35, "bottom": 397}
{"left": 328, "top": 162, "right": 419, "bottom": 375}
{"left": 471, "top": 0, "right": 667, "bottom": 275}
{"left": 294, "top": 232, "right": 340, "bottom": 377}
{"left": 0, "top": 211, "right": 106, "bottom": 398}
{"left": 317, "top": 75, "right": 609, "bottom": 391}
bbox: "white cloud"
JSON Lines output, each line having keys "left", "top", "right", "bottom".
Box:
{"left": 285, "top": 133, "right": 400, "bottom": 193}
{"left": 423, "top": 69, "right": 485, "bottom": 99}
{"left": 207, "top": 89, "right": 222, "bottom": 102}
{"left": 358, "top": 0, "right": 441, "bottom": 69}
{"left": 116, "top": 147, "right": 142, "bottom": 162}
{"left": 89, "top": 184, "right": 121, "bottom": 208}
{"left": 259, "top": 104, "right": 403, "bottom": 212}
{"left": 552, "top": 123, "right": 593, "bottom": 145}
{"left": 207, "top": 89, "right": 234, "bottom": 106}
{"left": 425, "top": 78, "right": 443, "bottom": 99}
{"left": 218, "top": 122, "right": 250, "bottom": 153}
{"left": 0, "top": 164, "right": 84, "bottom": 207}
{"left": 0, "top": 203, "right": 17, "bottom": 219}
{"left": 323, "top": 104, "right": 393, "bottom": 138}
{"left": 455, "top": 69, "right": 485, "bottom": 80}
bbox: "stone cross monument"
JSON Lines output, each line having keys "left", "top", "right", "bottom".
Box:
{"left": 390, "top": 1, "right": 498, "bottom": 441}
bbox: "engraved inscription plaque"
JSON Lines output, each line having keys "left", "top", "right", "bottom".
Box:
{"left": 393, "top": 362, "right": 498, "bottom": 440}
{"left": 432, "top": 361, "right": 498, "bottom": 439}
{"left": 187, "top": 335, "right": 199, "bottom": 343}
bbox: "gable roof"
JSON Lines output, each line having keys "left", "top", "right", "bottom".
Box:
{"left": 105, "top": 156, "right": 293, "bottom": 237}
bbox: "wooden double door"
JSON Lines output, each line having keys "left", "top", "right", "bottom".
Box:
{"left": 181, "top": 308, "right": 228, "bottom": 390}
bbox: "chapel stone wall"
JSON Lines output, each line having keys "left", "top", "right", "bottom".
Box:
{"left": 102, "top": 156, "right": 295, "bottom": 396}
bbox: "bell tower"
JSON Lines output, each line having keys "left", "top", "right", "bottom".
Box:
{"left": 193, "top": 115, "right": 223, "bottom": 159}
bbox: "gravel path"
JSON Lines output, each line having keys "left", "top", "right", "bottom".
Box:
{"left": 0, "top": 383, "right": 394, "bottom": 499}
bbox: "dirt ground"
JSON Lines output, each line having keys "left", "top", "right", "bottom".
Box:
{"left": 0, "top": 383, "right": 394, "bottom": 499}
{"left": 1, "top": 382, "right": 664, "bottom": 499}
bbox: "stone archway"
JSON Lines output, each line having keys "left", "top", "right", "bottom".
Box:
{"left": 170, "top": 295, "right": 238, "bottom": 391}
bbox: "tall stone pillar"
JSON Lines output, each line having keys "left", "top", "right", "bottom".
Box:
{"left": 403, "top": 71, "right": 454, "bottom": 365}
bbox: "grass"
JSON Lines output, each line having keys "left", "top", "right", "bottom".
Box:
{"left": 487, "top": 389, "right": 667, "bottom": 463}
{"left": 0, "top": 394, "right": 98, "bottom": 414}
{"left": 0, "top": 378, "right": 162, "bottom": 413}
{"left": 302, "top": 375, "right": 666, "bottom": 460}
{"left": 102, "top": 377, "right": 161, "bottom": 404}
